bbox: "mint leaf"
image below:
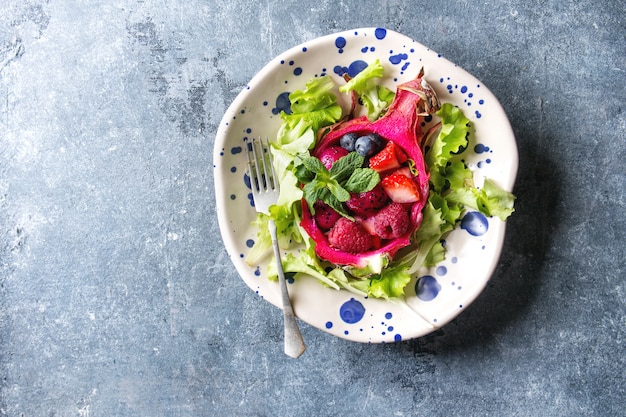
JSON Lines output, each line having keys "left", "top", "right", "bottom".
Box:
{"left": 294, "top": 163, "right": 315, "bottom": 184}
{"left": 302, "top": 156, "right": 328, "bottom": 175}
{"left": 343, "top": 168, "right": 380, "bottom": 193}
{"left": 302, "top": 181, "right": 327, "bottom": 213}
{"left": 329, "top": 152, "right": 364, "bottom": 182}
{"left": 298, "top": 151, "right": 380, "bottom": 218}
{"left": 327, "top": 180, "right": 351, "bottom": 202}
{"left": 324, "top": 193, "right": 352, "bottom": 219}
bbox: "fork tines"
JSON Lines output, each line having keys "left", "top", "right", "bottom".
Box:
{"left": 246, "top": 137, "right": 276, "bottom": 192}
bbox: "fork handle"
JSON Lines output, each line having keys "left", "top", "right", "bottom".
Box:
{"left": 268, "top": 219, "right": 306, "bottom": 358}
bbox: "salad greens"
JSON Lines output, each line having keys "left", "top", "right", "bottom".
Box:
{"left": 245, "top": 63, "right": 515, "bottom": 299}
{"left": 338, "top": 59, "right": 395, "bottom": 120}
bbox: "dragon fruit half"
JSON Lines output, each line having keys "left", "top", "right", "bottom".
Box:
{"left": 300, "top": 68, "right": 441, "bottom": 275}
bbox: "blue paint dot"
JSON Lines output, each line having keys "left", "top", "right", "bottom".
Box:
{"left": 452, "top": 257, "right": 458, "bottom": 264}
{"left": 325, "top": 321, "right": 333, "bottom": 329}
{"left": 272, "top": 92, "right": 292, "bottom": 115}
{"left": 230, "top": 166, "right": 237, "bottom": 173}
{"left": 389, "top": 53, "right": 408, "bottom": 65}
{"left": 246, "top": 239, "right": 254, "bottom": 248}
{"left": 293, "top": 67, "right": 302, "bottom": 76}
{"left": 436, "top": 265, "right": 447, "bottom": 276}
{"left": 388, "top": 326, "right": 394, "bottom": 332}
{"left": 385, "top": 312, "right": 392, "bottom": 320}
{"left": 474, "top": 144, "right": 490, "bottom": 153}
{"left": 302, "top": 47, "right": 307, "bottom": 52}
{"left": 394, "top": 334, "right": 402, "bottom": 342}
{"left": 460, "top": 85, "right": 468, "bottom": 93}
{"left": 335, "top": 36, "right": 346, "bottom": 49}
{"left": 344, "top": 330, "right": 349, "bottom": 335}
{"left": 361, "top": 46, "right": 368, "bottom": 53}
{"left": 243, "top": 173, "right": 251, "bottom": 189}
{"left": 475, "top": 111, "right": 482, "bottom": 119}
{"left": 416, "top": 275, "right": 441, "bottom": 301}
{"left": 374, "top": 28, "right": 387, "bottom": 39}
{"left": 461, "top": 211, "right": 489, "bottom": 236}
{"left": 340, "top": 298, "right": 366, "bottom": 324}
{"left": 254, "top": 267, "right": 261, "bottom": 276}
{"left": 479, "top": 99, "right": 484, "bottom": 104}
{"left": 230, "top": 194, "right": 236, "bottom": 200}
{"left": 347, "top": 60, "right": 368, "bottom": 77}
{"left": 333, "top": 65, "right": 348, "bottom": 76}
{"left": 247, "top": 193, "right": 254, "bottom": 207}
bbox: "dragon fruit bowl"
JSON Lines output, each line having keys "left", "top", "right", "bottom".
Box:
{"left": 214, "top": 28, "right": 517, "bottom": 343}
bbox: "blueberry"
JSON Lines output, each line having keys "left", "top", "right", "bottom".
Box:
{"left": 339, "top": 132, "right": 359, "bottom": 152}
{"left": 355, "top": 133, "right": 383, "bottom": 157}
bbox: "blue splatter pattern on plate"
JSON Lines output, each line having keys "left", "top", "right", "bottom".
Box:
{"left": 214, "top": 28, "right": 517, "bottom": 343}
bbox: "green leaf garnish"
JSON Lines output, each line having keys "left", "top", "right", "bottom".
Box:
{"left": 297, "top": 151, "right": 380, "bottom": 216}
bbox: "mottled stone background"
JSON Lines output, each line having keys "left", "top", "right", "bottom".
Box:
{"left": 1, "top": 1, "right": 624, "bottom": 416}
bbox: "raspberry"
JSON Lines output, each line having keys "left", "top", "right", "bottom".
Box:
{"left": 328, "top": 218, "right": 374, "bottom": 253}
{"left": 373, "top": 203, "right": 410, "bottom": 239}
{"left": 313, "top": 201, "right": 341, "bottom": 230}
{"left": 346, "top": 184, "right": 389, "bottom": 216}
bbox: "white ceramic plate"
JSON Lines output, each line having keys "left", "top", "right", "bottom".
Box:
{"left": 214, "top": 28, "right": 517, "bottom": 343}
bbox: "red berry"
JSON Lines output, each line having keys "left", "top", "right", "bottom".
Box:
{"left": 345, "top": 184, "right": 389, "bottom": 216}
{"left": 313, "top": 201, "right": 341, "bottom": 230}
{"left": 372, "top": 203, "right": 410, "bottom": 239}
{"left": 368, "top": 141, "right": 407, "bottom": 173}
{"left": 380, "top": 169, "right": 420, "bottom": 203}
{"left": 318, "top": 146, "right": 349, "bottom": 170}
{"left": 328, "top": 218, "right": 374, "bottom": 253}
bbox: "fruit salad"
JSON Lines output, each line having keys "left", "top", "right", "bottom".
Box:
{"left": 245, "top": 60, "right": 515, "bottom": 299}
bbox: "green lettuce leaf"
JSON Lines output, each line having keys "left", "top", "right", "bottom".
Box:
{"left": 339, "top": 59, "right": 394, "bottom": 120}
{"left": 366, "top": 263, "right": 412, "bottom": 299}
{"left": 280, "top": 75, "right": 343, "bottom": 135}
{"left": 266, "top": 241, "right": 341, "bottom": 290}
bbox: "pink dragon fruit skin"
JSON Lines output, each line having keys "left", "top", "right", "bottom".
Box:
{"left": 300, "top": 70, "right": 440, "bottom": 273}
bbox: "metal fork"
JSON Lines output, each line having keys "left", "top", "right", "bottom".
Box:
{"left": 246, "top": 137, "right": 306, "bottom": 358}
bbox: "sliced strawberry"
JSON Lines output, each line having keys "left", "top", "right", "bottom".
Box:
{"left": 369, "top": 141, "right": 407, "bottom": 173}
{"left": 394, "top": 166, "right": 413, "bottom": 178}
{"left": 381, "top": 170, "right": 421, "bottom": 203}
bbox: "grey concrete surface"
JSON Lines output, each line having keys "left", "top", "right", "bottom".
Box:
{"left": 1, "top": 1, "right": 624, "bottom": 416}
